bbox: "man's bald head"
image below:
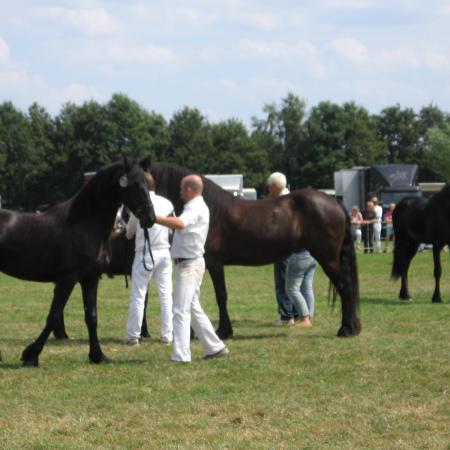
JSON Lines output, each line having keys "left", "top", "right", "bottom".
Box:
{"left": 182, "top": 175, "right": 203, "bottom": 194}
{"left": 180, "top": 174, "right": 203, "bottom": 202}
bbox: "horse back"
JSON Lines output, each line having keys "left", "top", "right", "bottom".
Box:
{"left": 0, "top": 208, "right": 105, "bottom": 282}
{"left": 206, "top": 188, "right": 346, "bottom": 265}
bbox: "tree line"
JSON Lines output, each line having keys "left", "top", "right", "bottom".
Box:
{"left": 1, "top": 92, "right": 449, "bottom": 211}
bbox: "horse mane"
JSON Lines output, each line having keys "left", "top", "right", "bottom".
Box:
{"left": 67, "top": 161, "right": 122, "bottom": 223}
{"left": 151, "top": 162, "right": 236, "bottom": 215}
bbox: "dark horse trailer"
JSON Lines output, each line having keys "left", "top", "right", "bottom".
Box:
{"left": 334, "top": 164, "right": 421, "bottom": 213}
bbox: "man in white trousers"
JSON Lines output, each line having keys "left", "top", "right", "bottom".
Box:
{"left": 372, "top": 196, "right": 383, "bottom": 254}
{"left": 155, "top": 174, "right": 229, "bottom": 363}
{"left": 124, "top": 173, "right": 174, "bottom": 346}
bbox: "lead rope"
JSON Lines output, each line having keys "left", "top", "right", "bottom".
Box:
{"left": 142, "top": 227, "right": 154, "bottom": 271}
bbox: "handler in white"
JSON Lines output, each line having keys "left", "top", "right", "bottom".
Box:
{"left": 372, "top": 196, "right": 383, "bottom": 254}
{"left": 155, "top": 174, "right": 229, "bottom": 363}
{"left": 125, "top": 173, "right": 174, "bottom": 345}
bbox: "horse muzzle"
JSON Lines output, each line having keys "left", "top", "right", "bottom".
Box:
{"left": 136, "top": 206, "right": 155, "bottom": 229}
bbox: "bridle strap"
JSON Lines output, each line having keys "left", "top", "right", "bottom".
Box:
{"left": 142, "top": 227, "right": 155, "bottom": 272}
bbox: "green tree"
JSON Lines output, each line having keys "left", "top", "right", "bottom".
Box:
{"left": 166, "top": 107, "right": 214, "bottom": 172}
{"left": 251, "top": 93, "right": 307, "bottom": 189}
{"left": 302, "top": 101, "right": 385, "bottom": 188}
{"left": 424, "top": 124, "right": 450, "bottom": 181}
{"left": 0, "top": 102, "right": 36, "bottom": 209}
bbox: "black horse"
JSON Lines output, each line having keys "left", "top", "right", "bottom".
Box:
{"left": 0, "top": 158, "right": 155, "bottom": 366}
{"left": 146, "top": 162, "right": 360, "bottom": 339}
{"left": 392, "top": 185, "right": 450, "bottom": 303}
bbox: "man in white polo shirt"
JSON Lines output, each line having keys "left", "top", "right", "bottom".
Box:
{"left": 372, "top": 196, "right": 383, "bottom": 254}
{"left": 155, "top": 174, "right": 229, "bottom": 363}
{"left": 124, "top": 173, "right": 174, "bottom": 346}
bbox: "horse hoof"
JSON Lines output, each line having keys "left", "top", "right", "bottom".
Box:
{"left": 89, "top": 353, "right": 113, "bottom": 365}
{"left": 399, "top": 297, "right": 412, "bottom": 303}
{"left": 216, "top": 328, "right": 233, "bottom": 340}
{"left": 53, "top": 333, "right": 70, "bottom": 341}
{"left": 432, "top": 299, "right": 443, "bottom": 304}
{"left": 337, "top": 326, "right": 359, "bottom": 337}
{"left": 20, "top": 347, "right": 39, "bottom": 367}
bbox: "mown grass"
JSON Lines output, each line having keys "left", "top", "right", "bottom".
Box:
{"left": 1, "top": 252, "right": 450, "bottom": 449}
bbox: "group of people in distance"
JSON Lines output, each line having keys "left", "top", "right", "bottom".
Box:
{"left": 351, "top": 198, "right": 396, "bottom": 253}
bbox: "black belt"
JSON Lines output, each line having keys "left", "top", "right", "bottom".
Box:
{"left": 174, "top": 257, "right": 195, "bottom": 264}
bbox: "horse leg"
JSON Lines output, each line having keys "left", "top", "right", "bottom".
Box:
{"left": 432, "top": 245, "right": 443, "bottom": 303}
{"left": 316, "top": 214, "right": 361, "bottom": 337}
{"left": 53, "top": 313, "right": 70, "bottom": 340}
{"left": 399, "top": 239, "right": 419, "bottom": 301}
{"left": 140, "top": 290, "right": 151, "bottom": 338}
{"left": 22, "top": 280, "right": 76, "bottom": 366}
{"left": 207, "top": 259, "right": 232, "bottom": 339}
{"left": 80, "top": 276, "right": 111, "bottom": 364}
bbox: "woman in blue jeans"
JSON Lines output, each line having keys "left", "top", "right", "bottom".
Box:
{"left": 285, "top": 249, "right": 318, "bottom": 327}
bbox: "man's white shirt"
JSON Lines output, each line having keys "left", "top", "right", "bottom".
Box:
{"left": 126, "top": 191, "right": 174, "bottom": 252}
{"left": 171, "top": 196, "right": 209, "bottom": 259}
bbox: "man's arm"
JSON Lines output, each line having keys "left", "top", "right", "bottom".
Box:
{"left": 155, "top": 215, "right": 185, "bottom": 230}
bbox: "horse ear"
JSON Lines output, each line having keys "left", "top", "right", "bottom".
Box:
{"left": 140, "top": 157, "right": 152, "bottom": 173}
{"left": 122, "top": 155, "right": 132, "bottom": 171}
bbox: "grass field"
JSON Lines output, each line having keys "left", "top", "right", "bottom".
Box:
{"left": 1, "top": 252, "right": 450, "bottom": 449}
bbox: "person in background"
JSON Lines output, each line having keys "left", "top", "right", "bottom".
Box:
{"left": 384, "top": 203, "right": 396, "bottom": 252}
{"left": 155, "top": 174, "right": 229, "bottom": 363}
{"left": 351, "top": 205, "right": 363, "bottom": 250}
{"left": 267, "top": 172, "right": 298, "bottom": 326}
{"left": 285, "top": 249, "right": 318, "bottom": 328}
{"left": 372, "top": 196, "right": 383, "bottom": 253}
{"left": 124, "top": 173, "right": 174, "bottom": 346}
{"left": 362, "top": 201, "right": 377, "bottom": 253}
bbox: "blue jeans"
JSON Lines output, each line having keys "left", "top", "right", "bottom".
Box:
{"left": 274, "top": 259, "right": 298, "bottom": 320}
{"left": 285, "top": 251, "right": 317, "bottom": 318}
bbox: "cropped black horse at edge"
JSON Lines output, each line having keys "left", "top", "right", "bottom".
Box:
{"left": 146, "top": 161, "right": 361, "bottom": 339}
{"left": 0, "top": 157, "right": 155, "bottom": 366}
{"left": 392, "top": 184, "right": 450, "bottom": 303}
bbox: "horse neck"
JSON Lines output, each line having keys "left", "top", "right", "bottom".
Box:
{"left": 153, "top": 163, "right": 235, "bottom": 214}
{"left": 68, "top": 172, "right": 119, "bottom": 239}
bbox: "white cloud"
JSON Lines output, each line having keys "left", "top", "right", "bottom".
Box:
{"left": 330, "top": 37, "right": 369, "bottom": 64}
{"left": 105, "top": 43, "right": 176, "bottom": 64}
{"left": 219, "top": 79, "right": 236, "bottom": 90}
{"left": 39, "top": 6, "right": 120, "bottom": 35}
{"left": 240, "top": 39, "right": 326, "bottom": 79}
{"left": 175, "top": 7, "right": 216, "bottom": 27}
{"left": 0, "top": 37, "right": 10, "bottom": 65}
{"left": 330, "top": 37, "right": 449, "bottom": 72}
{"left": 0, "top": 65, "right": 102, "bottom": 113}
{"left": 75, "top": 41, "right": 177, "bottom": 66}
{"left": 199, "top": 46, "right": 221, "bottom": 63}
{"left": 249, "top": 78, "right": 301, "bottom": 94}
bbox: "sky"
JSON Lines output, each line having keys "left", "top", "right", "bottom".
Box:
{"left": 1, "top": 0, "right": 450, "bottom": 126}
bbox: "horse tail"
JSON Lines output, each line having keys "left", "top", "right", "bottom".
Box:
{"left": 391, "top": 204, "right": 404, "bottom": 280}
{"left": 336, "top": 202, "right": 361, "bottom": 336}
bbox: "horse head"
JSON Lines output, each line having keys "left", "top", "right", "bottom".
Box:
{"left": 119, "top": 156, "right": 155, "bottom": 229}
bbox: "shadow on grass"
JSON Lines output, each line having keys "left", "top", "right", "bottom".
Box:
{"left": 361, "top": 297, "right": 419, "bottom": 305}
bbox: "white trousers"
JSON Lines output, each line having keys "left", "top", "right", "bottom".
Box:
{"left": 126, "top": 248, "right": 173, "bottom": 342}
{"left": 171, "top": 257, "right": 225, "bottom": 362}
{"left": 373, "top": 223, "right": 382, "bottom": 253}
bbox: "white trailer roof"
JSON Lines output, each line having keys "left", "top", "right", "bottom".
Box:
{"left": 205, "top": 174, "right": 243, "bottom": 195}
